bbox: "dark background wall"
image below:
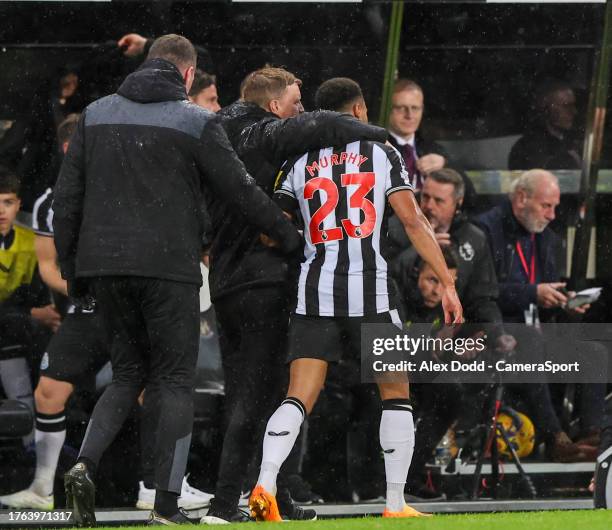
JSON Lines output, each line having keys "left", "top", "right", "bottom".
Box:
{"left": 0, "top": 1, "right": 605, "bottom": 136}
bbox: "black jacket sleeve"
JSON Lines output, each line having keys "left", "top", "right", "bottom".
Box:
{"left": 462, "top": 240, "right": 503, "bottom": 323}
{"left": 52, "top": 113, "right": 87, "bottom": 281}
{"left": 197, "top": 119, "right": 301, "bottom": 254}
{"left": 239, "top": 112, "right": 389, "bottom": 166}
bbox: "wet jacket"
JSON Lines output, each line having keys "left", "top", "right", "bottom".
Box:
{"left": 208, "top": 100, "right": 389, "bottom": 301}
{"left": 53, "top": 59, "right": 299, "bottom": 286}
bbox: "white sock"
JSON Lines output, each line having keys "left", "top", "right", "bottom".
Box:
{"left": 0, "top": 358, "right": 35, "bottom": 446}
{"left": 379, "top": 400, "right": 415, "bottom": 513}
{"left": 256, "top": 398, "right": 305, "bottom": 494}
{"left": 31, "top": 411, "right": 67, "bottom": 496}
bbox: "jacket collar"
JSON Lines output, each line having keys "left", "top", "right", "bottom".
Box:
{"left": 0, "top": 227, "right": 15, "bottom": 250}
{"left": 117, "top": 58, "right": 188, "bottom": 104}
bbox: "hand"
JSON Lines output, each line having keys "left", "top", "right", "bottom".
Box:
{"left": 495, "top": 334, "right": 517, "bottom": 353}
{"left": 442, "top": 285, "right": 463, "bottom": 325}
{"left": 31, "top": 305, "right": 61, "bottom": 332}
{"left": 536, "top": 282, "right": 568, "bottom": 308}
{"left": 67, "top": 278, "right": 96, "bottom": 311}
{"left": 118, "top": 33, "right": 147, "bottom": 57}
{"left": 416, "top": 154, "right": 445, "bottom": 175}
{"left": 434, "top": 232, "right": 452, "bottom": 247}
{"left": 260, "top": 233, "right": 279, "bottom": 248}
{"left": 566, "top": 291, "right": 590, "bottom": 314}
{"left": 463, "top": 331, "right": 485, "bottom": 360}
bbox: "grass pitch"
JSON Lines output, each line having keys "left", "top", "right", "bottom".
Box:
{"left": 92, "top": 510, "right": 612, "bottom": 530}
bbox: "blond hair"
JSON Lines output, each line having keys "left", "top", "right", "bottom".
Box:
{"left": 241, "top": 66, "right": 302, "bottom": 108}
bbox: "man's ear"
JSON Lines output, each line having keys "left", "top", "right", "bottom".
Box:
{"left": 184, "top": 66, "right": 195, "bottom": 92}
{"left": 455, "top": 197, "right": 464, "bottom": 214}
{"left": 268, "top": 99, "right": 280, "bottom": 115}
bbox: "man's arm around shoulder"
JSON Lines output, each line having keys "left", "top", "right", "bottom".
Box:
{"left": 239, "top": 111, "right": 388, "bottom": 166}
{"left": 197, "top": 119, "right": 301, "bottom": 254}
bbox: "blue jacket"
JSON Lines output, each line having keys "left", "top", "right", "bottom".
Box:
{"left": 475, "top": 198, "right": 560, "bottom": 321}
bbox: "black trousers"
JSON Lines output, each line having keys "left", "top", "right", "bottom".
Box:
{"left": 79, "top": 276, "right": 199, "bottom": 494}
{"left": 213, "top": 286, "right": 291, "bottom": 508}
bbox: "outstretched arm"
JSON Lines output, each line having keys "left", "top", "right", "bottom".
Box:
{"left": 389, "top": 190, "right": 463, "bottom": 325}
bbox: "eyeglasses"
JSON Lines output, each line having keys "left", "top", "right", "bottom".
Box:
{"left": 391, "top": 104, "right": 423, "bottom": 114}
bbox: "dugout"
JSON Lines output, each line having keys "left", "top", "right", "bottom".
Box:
{"left": 0, "top": 0, "right": 611, "bottom": 506}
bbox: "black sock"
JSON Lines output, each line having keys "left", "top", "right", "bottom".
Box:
{"left": 154, "top": 489, "right": 179, "bottom": 517}
{"left": 76, "top": 456, "right": 97, "bottom": 477}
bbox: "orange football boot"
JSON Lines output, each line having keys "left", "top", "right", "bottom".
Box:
{"left": 249, "top": 484, "right": 283, "bottom": 522}
{"left": 382, "top": 504, "right": 432, "bottom": 518}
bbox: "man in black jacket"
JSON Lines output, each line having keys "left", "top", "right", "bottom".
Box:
{"left": 389, "top": 168, "right": 500, "bottom": 325}
{"left": 202, "top": 67, "right": 390, "bottom": 524}
{"left": 53, "top": 35, "right": 300, "bottom": 526}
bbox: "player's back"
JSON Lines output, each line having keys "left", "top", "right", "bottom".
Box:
{"left": 275, "top": 140, "right": 413, "bottom": 317}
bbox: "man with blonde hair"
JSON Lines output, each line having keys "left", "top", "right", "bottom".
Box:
{"left": 241, "top": 66, "right": 303, "bottom": 118}
{"left": 201, "top": 71, "right": 390, "bottom": 523}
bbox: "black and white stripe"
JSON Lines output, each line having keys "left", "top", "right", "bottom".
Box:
{"left": 276, "top": 140, "right": 413, "bottom": 317}
{"left": 32, "top": 188, "right": 54, "bottom": 237}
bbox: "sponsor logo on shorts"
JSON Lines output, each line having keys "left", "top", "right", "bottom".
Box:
{"left": 268, "top": 431, "right": 290, "bottom": 437}
{"left": 40, "top": 352, "right": 49, "bottom": 370}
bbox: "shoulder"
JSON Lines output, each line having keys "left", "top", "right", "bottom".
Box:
{"left": 475, "top": 205, "right": 503, "bottom": 228}
{"left": 541, "top": 226, "right": 559, "bottom": 246}
{"left": 14, "top": 224, "right": 35, "bottom": 247}
{"left": 370, "top": 141, "right": 401, "bottom": 161}
{"left": 461, "top": 219, "right": 487, "bottom": 241}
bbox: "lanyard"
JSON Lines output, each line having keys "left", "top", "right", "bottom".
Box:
{"left": 516, "top": 234, "right": 536, "bottom": 284}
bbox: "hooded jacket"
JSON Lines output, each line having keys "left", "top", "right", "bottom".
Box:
{"left": 208, "top": 100, "right": 389, "bottom": 301}
{"left": 53, "top": 59, "right": 299, "bottom": 285}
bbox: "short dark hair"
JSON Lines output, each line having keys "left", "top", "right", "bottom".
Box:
{"left": 57, "top": 113, "right": 80, "bottom": 146}
{"left": 189, "top": 69, "right": 216, "bottom": 97}
{"left": 0, "top": 165, "right": 20, "bottom": 195}
{"left": 315, "top": 77, "right": 363, "bottom": 112}
{"left": 427, "top": 168, "right": 465, "bottom": 200}
{"left": 417, "top": 245, "right": 458, "bottom": 273}
{"left": 241, "top": 66, "right": 301, "bottom": 107}
{"left": 147, "top": 34, "right": 197, "bottom": 71}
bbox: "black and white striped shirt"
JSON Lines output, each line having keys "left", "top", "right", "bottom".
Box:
{"left": 32, "top": 188, "right": 54, "bottom": 237}
{"left": 275, "top": 140, "right": 413, "bottom": 317}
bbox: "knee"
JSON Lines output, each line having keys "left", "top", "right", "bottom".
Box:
{"left": 35, "top": 377, "right": 73, "bottom": 411}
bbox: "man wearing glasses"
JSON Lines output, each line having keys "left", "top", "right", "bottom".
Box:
{"left": 386, "top": 79, "right": 446, "bottom": 191}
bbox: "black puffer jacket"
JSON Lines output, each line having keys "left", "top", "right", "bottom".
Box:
{"left": 208, "top": 100, "right": 389, "bottom": 301}
{"left": 53, "top": 59, "right": 299, "bottom": 285}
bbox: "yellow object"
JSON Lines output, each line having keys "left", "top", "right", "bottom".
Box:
{"left": 0, "top": 225, "right": 37, "bottom": 303}
{"left": 496, "top": 410, "right": 536, "bottom": 459}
